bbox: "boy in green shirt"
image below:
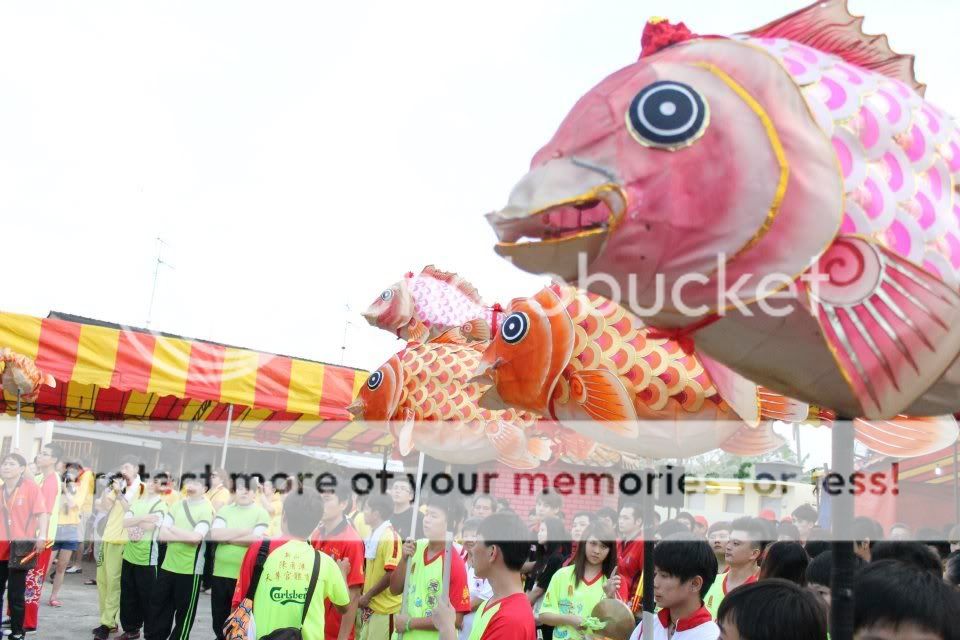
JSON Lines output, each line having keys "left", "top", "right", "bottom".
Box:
{"left": 148, "top": 474, "right": 214, "bottom": 640}
{"left": 209, "top": 479, "right": 269, "bottom": 640}
{"left": 119, "top": 472, "right": 169, "bottom": 640}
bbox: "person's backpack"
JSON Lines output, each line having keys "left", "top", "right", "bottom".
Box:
{"left": 224, "top": 541, "right": 323, "bottom": 640}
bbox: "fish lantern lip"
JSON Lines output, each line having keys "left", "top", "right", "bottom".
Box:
{"left": 485, "top": 158, "right": 628, "bottom": 281}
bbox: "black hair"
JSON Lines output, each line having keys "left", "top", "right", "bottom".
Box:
{"left": 945, "top": 550, "right": 960, "bottom": 587}
{"left": 758, "top": 541, "right": 809, "bottom": 586}
{"left": 495, "top": 498, "right": 512, "bottom": 512}
{"left": 730, "top": 516, "right": 767, "bottom": 551}
{"left": 461, "top": 517, "right": 483, "bottom": 534}
{"left": 803, "top": 529, "right": 830, "bottom": 558}
{"left": 708, "top": 520, "right": 732, "bottom": 536}
{"left": 320, "top": 479, "right": 353, "bottom": 504}
{"left": 855, "top": 560, "right": 960, "bottom": 639}
{"left": 717, "top": 578, "right": 827, "bottom": 640}
{"left": 282, "top": 491, "right": 324, "bottom": 538}
{"left": 871, "top": 541, "right": 942, "bottom": 576}
{"left": 119, "top": 455, "right": 140, "bottom": 468}
{"left": 473, "top": 494, "right": 495, "bottom": 509}
{"left": 916, "top": 528, "right": 951, "bottom": 560}
{"left": 423, "top": 493, "right": 464, "bottom": 528}
{"left": 596, "top": 507, "right": 618, "bottom": 523}
{"left": 804, "top": 550, "right": 864, "bottom": 587}
{"left": 366, "top": 494, "right": 394, "bottom": 522}
{"left": 619, "top": 502, "right": 643, "bottom": 521}
{"left": 572, "top": 511, "right": 593, "bottom": 523}
{"left": 653, "top": 533, "right": 718, "bottom": 600}
{"left": 852, "top": 516, "right": 884, "bottom": 547}
{"left": 477, "top": 512, "right": 531, "bottom": 572}
{"left": 2, "top": 453, "right": 26, "bottom": 467}
{"left": 42, "top": 442, "right": 63, "bottom": 461}
{"left": 675, "top": 511, "right": 696, "bottom": 528}
{"left": 535, "top": 516, "right": 569, "bottom": 568}
{"left": 791, "top": 505, "right": 818, "bottom": 524}
{"left": 574, "top": 522, "right": 617, "bottom": 587}
{"left": 656, "top": 519, "right": 689, "bottom": 540}
{"left": 536, "top": 492, "right": 563, "bottom": 511}
{"left": 776, "top": 522, "right": 800, "bottom": 541}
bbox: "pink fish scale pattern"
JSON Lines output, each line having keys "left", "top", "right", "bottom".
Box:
{"left": 410, "top": 274, "right": 494, "bottom": 330}
{"left": 745, "top": 36, "right": 960, "bottom": 288}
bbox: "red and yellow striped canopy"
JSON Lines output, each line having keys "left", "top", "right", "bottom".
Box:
{"left": 0, "top": 311, "right": 390, "bottom": 451}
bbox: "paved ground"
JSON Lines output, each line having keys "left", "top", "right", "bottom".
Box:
{"left": 28, "top": 558, "right": 215, "bottom": 640}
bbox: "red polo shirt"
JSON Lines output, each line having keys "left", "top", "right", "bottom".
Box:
{"left": 617, "top": 533, "right": 644, "bottom": 609}
{"left": 0, "top": 475, "right": 48, "bottom": 561}
{"left": 311, "top": 518, "right": 365, "bottom": 640}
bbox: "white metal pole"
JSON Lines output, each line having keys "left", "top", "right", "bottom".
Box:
{"left": 397, "top": 451, "right": 426, "bottom": 640}
{"left": 220, "top": 404, "right": 234, "bottom": 468}
{"left": 13, "top": 390, "right": 21, "bottom": 451}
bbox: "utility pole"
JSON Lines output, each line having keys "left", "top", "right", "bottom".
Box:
{"left": 341, "top": 304, "right": 352, "bottom": 365}
{"left": 147, "top": 237, "right": 173, "bottom": 328}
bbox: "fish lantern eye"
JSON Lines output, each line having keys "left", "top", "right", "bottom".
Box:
{"left": 626, "top": 80, "right": 708, "bottom": 149}
{"left": 380, "top": 289, "right": 394, "bottom": 302}
{"left": 367, "top": 370, "right": 384, "bottom": 390}
{"left": 500, "top": 312, "right": 529, "bottom": 345}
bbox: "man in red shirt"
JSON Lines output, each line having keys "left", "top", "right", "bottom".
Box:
{"left": 23, "top": 443, "right": 61, "bottom": 633}
{"left": 617, "top": 502, "right": 644, "bottom": 613}
{"left": 0, "top": 453, "right": 48, "bottom": 640}
{"left": 312, "top": 483, "right": 365, "bottom": 640}
{"left": 431, "top": 512, "right": 535, "bottom": 640}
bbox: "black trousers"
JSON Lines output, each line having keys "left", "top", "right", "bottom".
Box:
{"left": 0, "top": 561, "right": 27, "bottom": 636}
{"left": 210, "top": 575, "right": 237, "bottom": 640}
{"left": 145, "top": 568, "right": 202, "bottom": 640}
{"left": 119, "top": 560, "right": 156, "bottom": 633}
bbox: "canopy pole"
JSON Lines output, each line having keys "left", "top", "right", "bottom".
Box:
{"left": 953, "top": 440, "right": 959, "bottom": 525}
{"left": 642, "top": 468, "right": 656, "bottom": 640}
{"left": 830, "top": 420, "right": 855, "bottom": 640}
{"left": 397, "top": 450, "right": 426, "bottom": 640}
{"left": 220, "top": 404, "right": 234, "bottom": 469}
{"left": 13, "top": 390, "right": 21, "bottom": 451}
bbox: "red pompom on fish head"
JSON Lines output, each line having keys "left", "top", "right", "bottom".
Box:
{"left": 641, "top": 17, "right": 695, "bottom": 57}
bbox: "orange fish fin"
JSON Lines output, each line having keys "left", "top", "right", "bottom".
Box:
{"left": 853, "top": 415, "right": 959, "bottom": 457}
{"left": 720, "top": 423, "right": 786, "bottom": 456}
{"left": 745, "top": 0, "right": 925, "bottom": 96}
{"left": 429, "top": 328, "right": 467, "bottom": 345}
{"left": 396, "top": 410, "right": 415, "bottom": 456}
{"left": 460, "top": 318, "right": 491, "bottom": 343}
{"left": 526, "top": 435, "right": 554, "bottom": 461}
{"left": 758, "top": 387, "right": 810, "bottom": 423}
{"left": 563, "top": 369, "right": 639, "bottom": 437}
{"left": 420, "top": 265, "right": 485, "bottom": 305}
{"left": 404, "top": 319, "right": 429, "bottom": 343}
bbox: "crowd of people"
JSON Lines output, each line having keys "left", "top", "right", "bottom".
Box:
{"left": 2, "top": 450, "right": 960, "bottom": 639}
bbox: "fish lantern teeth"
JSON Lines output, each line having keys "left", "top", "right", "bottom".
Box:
{"left": 625, "top": 80, "right": 709, "bottom": 150}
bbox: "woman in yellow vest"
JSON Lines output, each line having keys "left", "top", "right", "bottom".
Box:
{"left": 48, "top": 470, "right": 81, "bottom": 607}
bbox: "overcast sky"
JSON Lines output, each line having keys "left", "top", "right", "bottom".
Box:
{"left": 6, "top": 1, "right": 955, "bottom": 466}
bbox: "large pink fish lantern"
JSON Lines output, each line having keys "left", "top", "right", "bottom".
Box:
{"left": 485, "top": 0, "right": 960, "bottom": 422}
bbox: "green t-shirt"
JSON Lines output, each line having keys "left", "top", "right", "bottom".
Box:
{"left": 122, "top": 495, "right": 168, "bottom": 566}
{"left": 160, "top": 497, "right": 214, "bottom": 575}
{"left": 253, "top": 539, "right": 350, "bottom": 640}
{"left": 539, "top": 565, "right": 608, "bottom": 640}
{"left": 391, "top": 540, "right": 471, "bottom": 640}
{"left": 212, "top": 503, "right": 270, "bottom": 579}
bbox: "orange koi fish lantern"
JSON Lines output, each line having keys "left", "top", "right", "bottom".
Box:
{"left": 475, "top": 287, "right": 958, "bottom": 458}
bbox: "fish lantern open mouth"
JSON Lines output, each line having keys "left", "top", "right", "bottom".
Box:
{"left": 487, "top": 158, "right": 628, "bottom": 283}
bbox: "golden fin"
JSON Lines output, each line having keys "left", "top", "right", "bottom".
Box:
{"left": 429, "top": 328, "right": 467, "bottom": 345}
{"left": 460, "top": 318, "right": 491, "bottom": 343}
{"left": 420, "top": 265, "right": 485, "bottom": 305}
{"left": 404, "top": 319, "right": 429, "bottom": 344}
{"left": 758, "top": 387, "right": 810, "bottom": 423}
{"left": 720, "top": 423, "right": 786, "bottom": 456}
{"left": 559, "top": 369, "right": 640, "bottom": 437}
{"left": 396, "top": 410, "right": 415, "bottom": 456}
